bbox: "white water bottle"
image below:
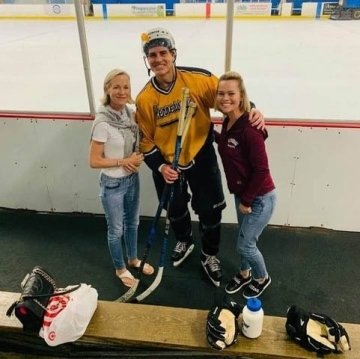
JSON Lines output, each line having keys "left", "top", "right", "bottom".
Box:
{"left": 241, "top": 298, "right": 264, "bottom": 338}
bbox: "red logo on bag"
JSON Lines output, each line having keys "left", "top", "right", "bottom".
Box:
{"left": 48, "top": 331, "right": 56, "bottom": 341}
{"left": 43, "top": 294, "right": 70, "bottom": 328}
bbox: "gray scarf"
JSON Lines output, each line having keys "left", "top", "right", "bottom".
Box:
{"left": 91, "top": 105, "right": 139, "bottom": 156}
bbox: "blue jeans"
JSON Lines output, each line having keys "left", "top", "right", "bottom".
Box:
{"left": 235, "top": 190, "right": 276, "bottom": 280}
{"left": 100, "top": 172, "right": 140, "bottom": 270}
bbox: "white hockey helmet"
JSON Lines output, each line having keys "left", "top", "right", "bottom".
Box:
{"left": 141, "top": 27, "right": 176, "bottom": 55}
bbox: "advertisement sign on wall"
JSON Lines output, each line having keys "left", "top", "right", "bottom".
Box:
{"left": 234, "top": 3, "right": 272, "bottom": 16}
{"left": 130, "top": 4, "right": 165, "bottom": 17}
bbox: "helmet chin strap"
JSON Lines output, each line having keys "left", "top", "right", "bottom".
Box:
{"left": 143, "top": 56, "right": 151, "bottom": 76}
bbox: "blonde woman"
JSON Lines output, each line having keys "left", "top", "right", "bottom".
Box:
{"left": 89, "top": 69, "right": 154, "bottom": 288}
{"left": 215, "top": 71, "right": 276, "bottom": 299}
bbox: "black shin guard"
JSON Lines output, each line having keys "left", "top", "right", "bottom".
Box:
{"left": 170, "top": 209, "right": 192, "bottom": 242}
{"left": 199, "top": 210, "right": 222, "bottom": 255}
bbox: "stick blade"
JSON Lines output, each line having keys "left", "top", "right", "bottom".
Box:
{"left": 114, "top": 279, "right": 140, "bottom": 303}
{"left": 132, "top": 267, "right": 164, "bottom": 303}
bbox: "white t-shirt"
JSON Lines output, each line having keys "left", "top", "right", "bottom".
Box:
{"left": 92, "top": 121, "right": 130, "bottom": 178}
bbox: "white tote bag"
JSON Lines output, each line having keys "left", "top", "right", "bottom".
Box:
{"left": 39, "top": 283, "right": 98, "bottom": 346}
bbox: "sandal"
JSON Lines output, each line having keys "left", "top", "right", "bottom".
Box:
{"left": 130, "top": 260, "right": 154, "bottom": 275}
{"left": 116, "top": 269, "right": 135, "bottom": 288}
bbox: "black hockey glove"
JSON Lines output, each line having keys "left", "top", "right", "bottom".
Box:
{"left": 286, "top": 305, "right": 351, "bottom": 355}
{"left": 206, "top": 297, "right": 243, "bottom": 350}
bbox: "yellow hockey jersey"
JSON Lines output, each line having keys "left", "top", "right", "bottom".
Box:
{"left": 135, "top": 66, "right": 218, "bottom": 170}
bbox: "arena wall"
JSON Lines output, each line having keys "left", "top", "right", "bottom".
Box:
{"left": 0, "top": 2, "right": 338, "bottom": 19}
{"left": 1, "top": 113, "right": 359, "bottom": 232}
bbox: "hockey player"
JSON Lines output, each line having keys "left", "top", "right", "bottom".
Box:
{"left": 135, "top": 27, "right": 264, "bottom": 287}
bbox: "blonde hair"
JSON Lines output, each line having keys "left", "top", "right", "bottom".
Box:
{"left": 216, "top": 71, "right": 251, "bottom": 113}
{"left": 101, "top": 69, "right": 134, "bottom": 105}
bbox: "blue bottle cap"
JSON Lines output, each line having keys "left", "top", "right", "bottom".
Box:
{"left": 247, "top": 298, "right": 262, "bottom": 312}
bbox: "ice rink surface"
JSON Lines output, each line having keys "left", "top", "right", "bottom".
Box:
{"left": 0, "top": 18, "right": 359, "bottom": 120}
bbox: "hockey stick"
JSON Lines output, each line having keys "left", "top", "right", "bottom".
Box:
{"left": 132, "top": 94, "right": 197, "bottom": 303}
{"left": 116, "top": 88, "right": 194, "bottom": 303}
{"left": 115, "top": 89, "right": 190, "bottom": 303}
{"left": 133, "top": 87, "right": 192, "bottom": 275}
{"left": 133, "top": 190, "right": 172, "bottom": 303}
{"left": 115, "top": 182, "right": 170, "bottom": 303}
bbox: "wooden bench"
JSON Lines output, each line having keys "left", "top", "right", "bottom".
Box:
{"left": 0, "top": 291, "right": 358, "bottom": 358}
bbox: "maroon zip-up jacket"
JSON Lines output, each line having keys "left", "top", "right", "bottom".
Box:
{"left": 216, "top": 112, "right": 275, "bottom": 207}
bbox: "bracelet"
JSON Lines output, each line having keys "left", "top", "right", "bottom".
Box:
{"left": 117, "top": 159, "right": 121, "bottom": 167}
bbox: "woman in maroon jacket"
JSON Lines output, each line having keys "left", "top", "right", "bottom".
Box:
{"left": 215, "top": 71, "right": 276, "bottom": 299}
